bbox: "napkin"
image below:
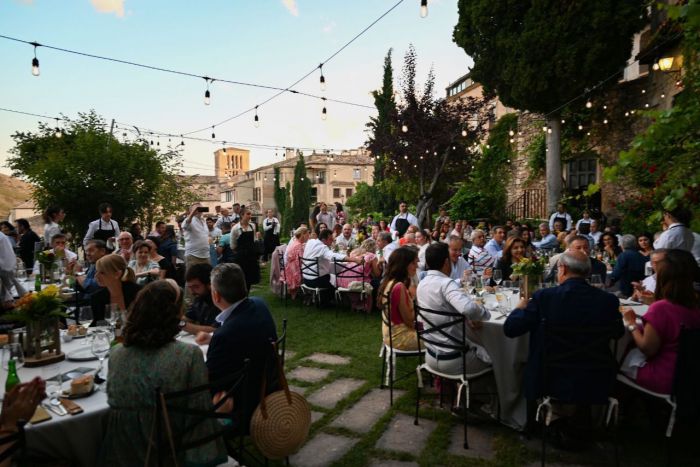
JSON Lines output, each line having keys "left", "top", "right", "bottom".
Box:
{"left": 29, "top": 405, "right": 52, "bottom": 424}
{"left": 60, "top": 398, "right": 84, "bottom": 415}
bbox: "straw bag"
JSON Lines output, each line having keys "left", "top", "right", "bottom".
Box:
{"left": 250, "top": 343, "right": 311, "bottom": 460}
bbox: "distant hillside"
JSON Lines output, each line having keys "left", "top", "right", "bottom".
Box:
{"left": 0, "top": 173, "right": 32, "bottom": 219}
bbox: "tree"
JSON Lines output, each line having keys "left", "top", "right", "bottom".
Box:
{"left": 8, "top": 110, "right": 195, "bottom": 241}
{"left": 367, "top": 45, "right": 488, "bottom": 226}
{"left": 282, "top": 182, "right": 293, "bottom": 237}
{"left": 453, "top": 0, "right": 647, "bottom": 212}
{"left": 290, "top": 153, "right": 312, "bottom": 228}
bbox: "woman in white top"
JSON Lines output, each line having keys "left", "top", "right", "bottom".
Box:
{"left": 42, "top": 206, "right": 65, "bottom": 245}
{"left": 127, "top": 241, "right": 161, "bottom": 285}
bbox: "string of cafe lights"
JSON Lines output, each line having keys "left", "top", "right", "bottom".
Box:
{"left": 0, "top": 0, "right": 428, "bottom": 140}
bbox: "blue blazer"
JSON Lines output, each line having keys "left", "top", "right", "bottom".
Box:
{"left": 504, "top": 278, "right": 624, "bottom": 403}
{"left": 206, "top": 296, "right": 279, "bottom": 431}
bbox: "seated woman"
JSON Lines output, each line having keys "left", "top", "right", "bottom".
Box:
{"left": 378, "top": 247, "right": 419, "bottom": 351}
{"left": 637, "top": 232, "right": 654, "bottom": 258}
{"left": 284, "top": 226, "right": 309, "bottom": 299}
{"left": 91, "top": 255, "right": 140, "bottom": 322}
{"left": 100, "top": 281, "right": 227, "bottom": 466}
{"left": 621, "top": 249, "right": 700, "bottom": 394}
{"left": 144, "top": 237, "right": 171, "bottom": 279}
{"left": 495, "top": 236, "right": 527, "bottom": 283}
{"left": 337, "top": 239, "right": 378, "bottom": 312}
{"left": 520, "top": 227, "right": 535, "bottom": 257}
{"left": 128, "top": 240, "right": 161, "bottom": 285}
{"left": 598, "top": 232, "right": 622, "bottom": 265}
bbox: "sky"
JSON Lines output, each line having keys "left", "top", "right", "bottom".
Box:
{"left": 0, "top": 0, "right": 473, "bottom": 177}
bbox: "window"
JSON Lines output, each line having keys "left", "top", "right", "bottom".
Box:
{"left": 333, "top": 188, "right": 341, "bottom": 198}
{"left": 353, "top": 168, "right": 361, "bottom": 180}
{"left": 567, "top": 158, "right": 597, "bottom": 190}
{"left": 346, "top": 188, "right": 353, "bottom": 198}
{"left": 317, "top": 170, "right": 326, "bottom": 184}
{"left": 253, "top": 187, "right": 261, "bottom": 202}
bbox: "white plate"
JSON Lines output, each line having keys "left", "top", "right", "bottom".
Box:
{"left": 66, "top": 347, "right": 107, "bottom": 362}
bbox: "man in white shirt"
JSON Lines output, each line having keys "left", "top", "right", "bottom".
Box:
{"left": 302, "top": 230, "right": 360, "bottom": 305}
{"left": 334, "top": 224, "right": 356, "bottom": 251}
{"left": 632, "top": 249, "right": 668, "bottom": 303}
{"left": 533, "top": 223, "right": 559, "bottom": 250}
{"left": 214, "top": 207, "right": 235, "bottom": 230}
{"left": 416, "top": 242, "right": 491, "bottom": 376}
{"left": 448, "top": 236, "right": 470, "bottom": 281}
{"left": 484, "top": 226, "right": 506, "bottom": 260}
{"left": 206, "top": 217, "right": 222, "bottom": 239}
{"left": 182, "top": 203, "right": 211, "bottom": 270}
{"left": 83, "top": 202, "right": 121, "bottom": 247}
{"left": 0, "top": 231, "right": 26, "bottom": 306}
{"left": 549, "top": 203, "right": 573, "bottom": 231}
{"left": 653, "top": 207, "right": 695, "bottom": 252}
{"left": 389, "top": 201, "right": 419, "bottom": 239}
{"left": 376, "top": 232, "right": 397, "bottom": 264}
{"left": 415, "top": 229, "right": 431, "bottom": 271}
{"left": 316, "top": 203, "right": 335, "bottom": 230}
{"left": 588, "top": 219, "right": 602, "bottom": 248}
{"left": 114, "top": 232, "right": 134, "bottom": 263}
{"left": 32, "top": 233, "right": 78, "bottom": 275}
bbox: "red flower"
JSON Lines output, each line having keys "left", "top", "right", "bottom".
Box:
{"left": 649, "top": 165, "right": 657, "bottom": 174}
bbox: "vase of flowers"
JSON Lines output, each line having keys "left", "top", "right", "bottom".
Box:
{"left": 511, "top": 257, "right": 548, "bottom": 300}
{"left": 36, "top": 250, "right": 59, "bottom": 284}
{"left": 4, "top": 285, "right": 69, "bottom": 366}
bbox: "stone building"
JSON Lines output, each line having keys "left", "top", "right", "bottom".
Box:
{"left": 214, "top": 147, "right": 250, "bottom": 179}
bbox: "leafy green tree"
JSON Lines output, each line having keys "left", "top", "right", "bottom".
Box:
{"left": 290, "top": 153, "right": 312, "bottom": 228}
{"left": 8, "top": 110, "right": 194, "bottom": 241}
{"left": 453, "top": 0, "right": 647, "bottom": 212}
{"left": 605, "top": 2, "right": 700, "bottom": 231}
{"left": 281, "top": 182, "right": 293, "bottom": 238}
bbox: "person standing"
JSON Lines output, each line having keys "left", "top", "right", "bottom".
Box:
{"left": 548, "top": 203, "right": 573, "bottom": 232}
{"left": 230, "top": 208, "right": 259, "bottom": 290}
{"left": 15, "top": 219, "right": 40, "bottom": 272}
{"left": 84, "top": 203, "right": 120, "bottom": 249}
{"left": 389, "top": 201, "right": 419, "bottom": 239}
{"left": 316, "top": 202, "right": 335, "bottom": 231}
{"left": 262, "top": 209, "right": 280, "bottom": 263}
{"left": 181, "top": 203, "right": 211, "bottom": 272}
{"left": 653, "top": 206, "right": 695, "bottom": 252}
{"left": 42, "top": 205, "right": 65, "bottom": 245}
{"left": 1, "top": 231, "right": 26, "bottom": 308}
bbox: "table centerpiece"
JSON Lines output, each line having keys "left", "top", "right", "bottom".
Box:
{"left": 511, "top": 256, "right": 548, "bottom": 300}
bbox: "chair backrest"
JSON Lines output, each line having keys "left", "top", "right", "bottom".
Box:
{"left": 0, "top": 421, "right": 26, "bottom": 464}
{"left": 540, "top": 318, "right": 620, "bottom": 403}
{"left": 300, "top": 256, "right": 321, "bottom": 280}
{"left": 414, "top": 305, "right": 469, "bottom": 354}
{"left": 278, "top": 251, "right": 286, "bottom": 282}
{"left": 277, "top": 319, "right": 288, "bottom": 368}
{"left": 333, "top": 258, "right": 366, "bottom": 283}
{"left": 673, "top": 327, "right": 700, "bottom": 420}
{"left": 151, "top": 360, "right": 250, "bottom": 465}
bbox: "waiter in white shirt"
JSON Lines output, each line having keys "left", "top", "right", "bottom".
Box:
{"left": 548, "top": 203, "right": 572, "bottom": 231}
{"left": 653, "top": 207, "right": 695, "bottom": 252}
{"left": 84, "top": 202, "right": 120, "bottom": 248}
{"left": 390, "top": 201, "right": 419, "bottom": 239}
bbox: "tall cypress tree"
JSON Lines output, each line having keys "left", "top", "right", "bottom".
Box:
{"left": 291, "top": 153, "right": 312, "bottom": 228}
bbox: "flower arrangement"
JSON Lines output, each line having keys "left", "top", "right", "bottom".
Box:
{"left": 5, "top": 286, "right": 69, "bottom": 323}
{"left": 511, "top": 256, "right": 548, "bottom": 278}
{"left": 35, "top": 250, "right": 58, "bottom": 267}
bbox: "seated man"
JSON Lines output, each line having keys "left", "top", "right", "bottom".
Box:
{"left": 76, "top": 239, "right": 107, "bottom": 296}
{"left": 114, "top": 232, "right": 134, "bottom": 262}
{"left": 532, "top": 223, "right": 559, "bottom": 250}
{"left": 504, "top": 251, "right": 623, "bottom": 406}
{"left": 334, "top": 223, "right": 357, "bottom": 251}
{"left": 200, "top": 263, "right": 279, "bottom": 434}
{"left": 631, "top": 249, "right": 667, "bottom": 303}
{"left": 543, "top": 235, "right": 607, "bottom": 283}
{"left": 417, "top": 242, "right": 491, "bottom": 376}
{"left": 467, "top": 229, "right": 495, "bottom": 275}
{"left": 609, "top": 234, "right": 648, "bottom": 298}
{"left": 448, "top": 235, "right": 470, "bottom": 281}
{"left": 302, "top": 229, "right": 360, "bottom": 305}
{"left": 32, "top": 233, "right": 78, "bottom": 275}
{"left": 182, "top": 263, "right": 219, "bottom": 334}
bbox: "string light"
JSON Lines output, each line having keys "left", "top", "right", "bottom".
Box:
{"left": 625, "top": 111, "right": 630, "bottom": 117}
{"left": 547, "top": 127, "right": 552, "bottom": 134}
{"left": 401, "top": 124, "right": 408, "bottom": 133}
{"left": 641, "top": 89, "right": 646, "bottom": 94}
{"left": 319, "top": 64, "right": 326, "bottom": 91}
{"left": 603, "top": 119, "right": 608, "bottom": 124}
{"left": 603, "top": 105, "right": 607, "bottom": 110}
{"left": 54, "top": 118, "right": 62, "bottom": 138}
{"left": 585, "top": 100, "right": 593, "bottom": 109}
{"left": 180, "top": 135, "right": 185, "bottom": 146}
{"left": 420, "top": 0, "right": 428, "bottom": 18}
{"left": 461, "top": 129, "right": 467, "bottom": 137}
{"left": 508, "top": 130, "right": 514, "bottom": 137}
{"left": 204, "top": 78, "right": 211, "bottom": 106}
{"left": 560, "top": 119, "right": 565, "bottom": 124}
{"left": 644, "top": 103, "right": 650, "bottom": 108}
{"left": 321, "top": 97, "right": 327, "bottom": 120}
{"left": 652, "top": 62, "right": 660, "bottom": 71}
{"left": 254, "top": 106, "right": 260, "bottom": 128}
{"left": 660, "top": 93, "right": 666, "bottom": 99}
{"left": 31, "top": 42, "right": 40, "bottom": 76}
{"left": 211, "top": 126, "right": 215, "bottom": 139}
{"left": 542, "top": 125, "right": 548, "bottom": 133}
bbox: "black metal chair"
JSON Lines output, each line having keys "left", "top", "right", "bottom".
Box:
{"left": 378, "top": 291, "right": 423, "bottom": 406}
{"left": 277, "top": 318, "right": 288, "bottom": 369}
{"left": 617, "top": 327, "right": 700, "bottom": 465}
{"left": 150, "top": 360, "right": 250, "bottom": 466}
{"left": 0, "top": 420, "right": 26, "bottom": 464}
{"left": 333, "top": 258, "right": 368, "bottom": 315}
{"left": 277, "top": 251, "right": 288, "bottom": 306}
{"left": 299, "top": 256, "right": 333, "bottom": 308}
{"left": 536, "top": 319, "right": 621, "bottom": 467}
{"left": 413, "top": 305, "right": 493, "bottom": 450}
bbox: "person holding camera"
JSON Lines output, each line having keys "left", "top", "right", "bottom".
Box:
{"left": 182, "top": 203, "right": 211, "bottom": 271}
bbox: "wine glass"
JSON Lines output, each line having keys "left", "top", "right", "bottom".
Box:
{"left": 91, "top": 331, "right": 111, "bottom": 381}
{"left": 2, "top": 343, "right": 25, "bottom": 371}
{"left": 104, "top": 304, "right": 119, "bottom": 329}
{"left": 41, "top": 364, "right": 63, "bottom": 406}
{"left": 474, "top": 276, "right": 484, "bottom": 298}
{"left": 492, "top": 270, "right": 503, "bottom": 288}
{"left": 79, "top": 306, "right": 93, "bottom": 327}
{"left": 590, "top": 274, "right": 603, "bottom": 289}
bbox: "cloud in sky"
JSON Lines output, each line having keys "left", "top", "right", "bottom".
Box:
{"left": 322, "top": 21, "right": 336, "bottom": 34}
{"left": 281, "top": 0, "right": 298, "bottom": 17}
{"left": 90, "top": 0, "right": 125, "bottom": 18}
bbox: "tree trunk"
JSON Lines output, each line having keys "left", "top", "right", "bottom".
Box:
{"left": 415, "top": 196, "right": 433, "bottom": 228}
{"left": 545, "top": 115, "right": 562, "bottom": 215}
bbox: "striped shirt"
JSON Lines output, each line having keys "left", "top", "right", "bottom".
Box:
{"left": 467, "top": 245, "right": 495, "bottom": 274}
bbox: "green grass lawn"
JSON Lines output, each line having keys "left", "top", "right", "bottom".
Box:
{"left": 246, "top": 265, "right": 698, "bottom": 467}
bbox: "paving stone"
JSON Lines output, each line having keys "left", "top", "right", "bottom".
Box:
{"left": 375, "top": 413, "right": 437, "bottom": 455}
{"left": 367, "top": 460, "right": 419, "bottom": 467}
{"left": 448, "top": 425, "right": 495, "bottom": 459}
{"left": 282, "top": 350, "right": 297, "bottom": 361}
{"left": 288, "top": 385, "right": 307, "bottom": 395}
{"left": 287, "top": 366, "right": 331, "bottom": 383}
{"left": 311, "top": 411, "right": 324, "bottom": 424}
{"left": 330, "top": 388, "right": 406, "bottom": 433}
{"left": 290, "top": 433, "right": 357, "bottom": 467}
{"left": 306, "top": 378, "right": 366, "bottom": 409}
{"left": 305, "top": 352, "right": 351, "bottom": 365}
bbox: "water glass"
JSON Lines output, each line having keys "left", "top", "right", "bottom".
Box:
{"left": 2, "top": 343, "right": 25, "bottom": 370}
{"left": 104, "top": 304, "right": 119, "bottom": 327}
{"left": 91, "top": 331, "right": 111, "bottom": 379}
{"left": 41, "top": 364, "right": 63, "bottom": 404}
{"left": 492, "top": 269, "right": 503, "bottom": 287}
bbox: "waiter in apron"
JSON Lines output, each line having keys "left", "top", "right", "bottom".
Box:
{"left": 262, "top": 209, "right": 280, "bottom": 262}
{"left": 84, "top": 202, "right": 120, "bottom": 252}
{"left": 231, "top": 208, "right": 260, "bottom": 290}
{"left": 548, "top": 203, "right": 572, "bottom": 233}
{"left": 389, "top": 201, "right": 419, "bottom": 239}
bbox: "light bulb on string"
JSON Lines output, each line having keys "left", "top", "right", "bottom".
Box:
{"left": 652, "top": 62, "right": 660, "bottom": 71}
{"left": 420, "top": 0, "right": 428, "bottom": 18}
{"left": 321, "top": 98, "right": 327, "bottom": 120}
{"left": 542, "top": 125, "right": 547, "bottom": 133}
{"left": 547, "top": 127, "right": 552, "bottom": 134}
{"left": 180, "top": 135, "right": 185, "bottom": 146}
{"left": 211, "top": 126, "right": 215, "bottom": 139}
{"left": 508, "top": 130, "right": 515, "bottom": 137}
{"left": 660, "top": 93, "right": 666, "bottom": 99}
{"left": 603, "top": 119, "right": 608, "bottom": 124}
{"left": 641, "top": 89, "right": 646, "bottom": 95}
{"left": 625, "top": 111, "right": 630, "bottom": 117}
{"left": 203, "top": 78, "right": 211, "bottom": 105}
{"left": 401, "top": 124, "right": 408, "bottom": 133}
{"left": 585, "top": 100, "right": 593, "bottom": 109}
{"left": 31, "top": 43, "right": 40, "bottom": 76}
{"left": 509, "top": 138, "right": 515, "bottom": 144}
{"left": 644, "top": 103, "right": 650, "bottom": 108}
{"left": 54, "top": 118, "right": 62, "bottom": 138}
{"left": 561, "top": 119, "right": 565, "bottom": 124}
{"left": 461, "top": 129, "right": 467, "bottom": 137}
{"left": 603, "top": 105, "right": 607, "bottom": 110}
{"left": 254, "top": 106, "right": 260, "bottom": 128}
{"left": 319, "top": 64, "right": 326, "bottom": 91}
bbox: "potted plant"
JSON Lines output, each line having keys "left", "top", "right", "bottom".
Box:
{"left": 4, "top": 285, "right": 69, "bottom": 366}
{"left": 511, "top": 256, "right": 548, "bottom": 300}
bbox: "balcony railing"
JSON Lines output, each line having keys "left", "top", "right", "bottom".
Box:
{"left": 505, "top": 189, "right": 546, "bottom": 220}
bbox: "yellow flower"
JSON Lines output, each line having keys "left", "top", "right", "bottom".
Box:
{"left": 42, "top": 285, "right": 60, "bottom": 297}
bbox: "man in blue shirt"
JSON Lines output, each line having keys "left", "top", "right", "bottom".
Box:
{"left": 76, "top": 239, "right": 107, "bottom": 296}
{"left": 532, "top": 223, "right": 559, "bottom": 250}
{"left": 484, "top": 225, "right": 506, "bottom": 260}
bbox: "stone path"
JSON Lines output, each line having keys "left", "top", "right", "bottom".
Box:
{"left": 307, "top": 378, "right": 366, "bottom": 409}
{"left": 375, "top": 413, "right": 437, "bottom": 455}
{"left": 448, "top": 425, "right": 495, "bottom": 460}
{"left": 290, "top": 433, "right": 358, "bottom": 467}
{"left": 330, "top": 388, "right": 405, "bottom": 434}
{"left": 287, "top": 366, "right": 331, "bottom": 383}
{"left": 304, "top": 352, "right": 352, "bottom": 365}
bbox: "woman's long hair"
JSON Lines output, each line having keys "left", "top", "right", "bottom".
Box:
{"left": 377, "top": 246, "right": 417, "bottom": 304}
{"left": 123, "top": 280, "right": 183, "bottom": 349}
{"left": 655, "top": 249, "right": 700, "bottom": 309}
{"left": 502, "top": 237, "right": 526, "bottom": 265}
